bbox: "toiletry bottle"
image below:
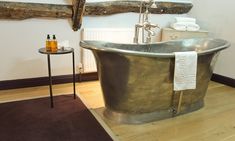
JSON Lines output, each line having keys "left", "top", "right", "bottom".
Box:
{"left": 46, "top": 34, "right": 51, "bottom": 51}
{"left": 51, "top": 35, "right": 58, "bottom": 52}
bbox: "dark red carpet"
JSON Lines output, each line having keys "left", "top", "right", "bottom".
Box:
{"left": 0, "top": 95, "right": 113, "bottom": 141}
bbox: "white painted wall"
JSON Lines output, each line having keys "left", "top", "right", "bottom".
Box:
{"left": 0, "top": 19, "right": 80, "bottom": 80}
{"left": 189, "top": 0, "right": 235, "bottom": 79}
{"left": 0, "top": 0, "right": 190, "bottom": 81}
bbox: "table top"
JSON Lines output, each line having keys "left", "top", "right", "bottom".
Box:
{"left": 38, "top": 47, "right": 74, "bottom": 55}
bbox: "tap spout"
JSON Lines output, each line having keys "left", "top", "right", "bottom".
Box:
{"left": 146, "top": 29, "right": 155, "bottom": 36}
{"left": 144, "top": 22, "right": 160, "bottom": 36}
{"left": 133, "top": 0, "right": 160, "bottom": 44}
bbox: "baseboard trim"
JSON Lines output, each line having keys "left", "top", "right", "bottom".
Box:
{"left": 0, "top": 72, "right": 98, "bottom": 90}
{"left": 211, "top": 73, "right": 235, "bottom": 87}
{"left": 79, "top": 72, "right": 98, "bottom": 82}
{"left": 1, "top": 72, "right": 234, "bottom": 90}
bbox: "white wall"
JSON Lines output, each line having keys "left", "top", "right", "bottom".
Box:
{"left": 189, "top": 0, "right": 235, "bottom": 79}
{"left": 0, "top": 0, "right": 190, "bottom": 81}
{"left": 0, "top": 19, "right": 80, "bottom": 80}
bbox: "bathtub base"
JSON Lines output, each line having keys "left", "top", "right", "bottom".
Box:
{"left": 103, "top": 100, "right": 204, "bottom": 124}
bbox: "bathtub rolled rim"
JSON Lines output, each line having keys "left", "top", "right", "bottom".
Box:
{"left": 80, "top": 38, "right": 230, "bottom": 58}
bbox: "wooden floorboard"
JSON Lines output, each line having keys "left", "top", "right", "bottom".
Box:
{"left": 0, "top": 81, "right": 235, "bottom": 141}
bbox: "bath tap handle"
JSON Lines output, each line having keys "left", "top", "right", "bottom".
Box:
{"left": 135, "top": 23, "right": 144, "bottom": 28}
{"left": 151, "top": 24, "right": 160, "bottom": 29}
{"left": 147, "top": 23, "right": 160, "bottom": 29}
{"left": 143, "top": 21, "right": 160, "bottom": 29}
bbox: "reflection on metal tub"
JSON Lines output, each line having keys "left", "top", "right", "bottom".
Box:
{"left": 80, "top": 38, "right": 230, "bottom": 124}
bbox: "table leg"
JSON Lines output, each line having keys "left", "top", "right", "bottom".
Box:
{"left": 47, "top": 54, "right": 54, "bottom": 108}
{"left": 72, "top": 52, "right": 76, "bottom": 99}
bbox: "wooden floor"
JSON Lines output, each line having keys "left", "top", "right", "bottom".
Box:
{"left": 0, "top": 81, "right": 235, "bottom": 141}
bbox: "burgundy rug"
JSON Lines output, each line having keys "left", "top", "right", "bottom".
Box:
{"left": 0, "top": 95, "right": 113, "bottom": 141}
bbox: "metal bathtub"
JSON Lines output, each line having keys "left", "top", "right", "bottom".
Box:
{"left": 80, "top": 38, "right": 230, "bottom": 124}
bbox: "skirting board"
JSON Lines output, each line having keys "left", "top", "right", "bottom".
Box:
{"left": 0, "top": 72, "right": 98, "bottom": 90}
{"left": 0, "top": 73, "right": 234, "bottom": 90}
{"left": 211, "top": 73, "right": 235, "bottom": 87}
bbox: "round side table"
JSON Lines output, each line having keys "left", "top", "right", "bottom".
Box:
{"left": 39, "top": 47, "right": 76, "bottom": 108}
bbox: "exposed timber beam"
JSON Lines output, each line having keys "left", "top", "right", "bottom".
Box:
{"left": 72, "top": 0, "right": 86, "bottom": 31}
{"left": 0, "top": 1, "right": 193, "bottom": 31}
{"left": 0, "top": 2, "right": 72, "bottom": 19}
{"left": 0, "top": 1, "right": 86, "bottom": 31}
{"left": 84, "top": 1, "right": 193, "bottom": 15}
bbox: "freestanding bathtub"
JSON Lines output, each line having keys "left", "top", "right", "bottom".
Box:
{"left": 80, "top": 38, "right": 230, "bottom": 124}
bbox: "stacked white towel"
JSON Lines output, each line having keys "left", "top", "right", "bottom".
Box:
{"left": 175, "top": 17, "right": 196, "bottom": 23}
{"left": 171, "top": 17, "right": 200, "bottom": 31}
{"left": 174, "top": 51, "right": 198, "bottom": 91}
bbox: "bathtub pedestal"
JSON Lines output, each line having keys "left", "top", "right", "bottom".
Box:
{"left": 103, "top": 100, "right": 204, "bottom": 124}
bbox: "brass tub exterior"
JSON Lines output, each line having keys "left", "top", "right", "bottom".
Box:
{"left": 80, "top": 38, "right": 230, "bottom": 124}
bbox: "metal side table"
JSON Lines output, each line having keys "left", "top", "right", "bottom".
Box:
{"left": 39, "top": 47, "right": 76, "bottom": 108}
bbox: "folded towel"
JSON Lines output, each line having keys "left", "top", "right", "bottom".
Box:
{"left": 171, "top": 22, "right": 200, "bottom": 31}
{"left": 186, "top": 23, "right": 200, "bottom": 31}
{"left": 170, "top": 22, "right": 187, "bottom": 31}
{"left": 175, "top": 17, "right": 196, "bottom": 23}
{"left": 174, "top": 51, "right": 197, "bottom": 91}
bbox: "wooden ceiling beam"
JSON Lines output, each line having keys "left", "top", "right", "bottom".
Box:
{"left": 84, "top": 1, "right": 193, "bottom": 15}
{"left": 72, "top": 0, "right": 86, "bottom": 31}
{"left": 0, "top": 1, "right": 193, "bottom": 31}
{"left": 0, "top": 2, "right": 72, "bottom": 19}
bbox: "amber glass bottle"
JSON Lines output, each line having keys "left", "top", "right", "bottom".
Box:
{"left": 51, "top": 35, "right": 58, "bottom": 52}
{"left": 46, "top": 34, "right": 51, "bottom": 51}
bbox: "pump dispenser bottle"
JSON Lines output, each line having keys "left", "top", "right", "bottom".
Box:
{"left": 51, "top": 35, "right": 58, "bottom": 52}
{"left": 46, "top": 34, "right": 51, "bottom": 51}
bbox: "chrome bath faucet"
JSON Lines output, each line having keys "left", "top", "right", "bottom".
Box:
{"left": 134, "top": 0, "right": 160, "bottom": 44}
